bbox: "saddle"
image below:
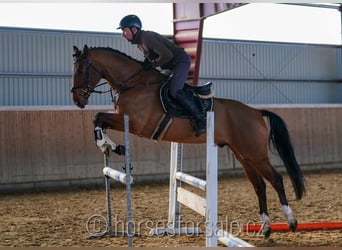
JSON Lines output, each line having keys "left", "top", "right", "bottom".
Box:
{"left": 152, "top": 80, "right": 214, "bottom": 140}
{"left": 160, "top": 81, "right": 214, "bottom": 118}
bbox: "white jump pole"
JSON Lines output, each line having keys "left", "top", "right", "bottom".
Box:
{"left": 150, "top": 112, "right": 217, "bottom": 246}
{"left": 103, "top": 167, "right": 133, "bottom": 185}
{"left": 150, "top": 111, "right": 253, "bottom": 247}
{"left": 205, "top": 111, "right": 218, "bottom": 247}
{"left": 217, "top": 230, "right": 254, "bottom": 247}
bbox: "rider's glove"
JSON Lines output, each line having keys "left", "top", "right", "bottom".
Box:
{"left": 142, "top": 58, "right": 153, "bottom": 70}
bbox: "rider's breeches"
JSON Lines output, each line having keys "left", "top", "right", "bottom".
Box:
{"left": 169, "top": 53, "right": 191, "bottom": 98}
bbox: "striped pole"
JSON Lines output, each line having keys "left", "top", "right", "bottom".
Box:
{"left": 103, "top": 167, "right": 133, "bottom": 185}
{"left": 175, "top": 172, "right": 206, "bottom": 191}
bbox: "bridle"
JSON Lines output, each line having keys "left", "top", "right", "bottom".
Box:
{"left": 70, "top": 56, "right": 104, "bottom": 99}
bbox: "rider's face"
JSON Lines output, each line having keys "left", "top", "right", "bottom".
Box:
{"left": 122, "top": 27, "right": 134, "bottom": 42}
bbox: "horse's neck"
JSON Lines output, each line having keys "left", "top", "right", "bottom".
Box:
{"left": 142, "top": 70, "right": 168, "bottom": 83}
{"left": 97, "top": 54, "right": 139, "bottom": 81}
{"left": 92, "top": 51, "right": 166, "bottom": 88}
{"left": 106, "top": 59, "right": 165, "bottom": 84}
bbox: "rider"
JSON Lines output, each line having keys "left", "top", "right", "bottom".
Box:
{"left": 117, "top": 14, "right": 206, "bottom": 136}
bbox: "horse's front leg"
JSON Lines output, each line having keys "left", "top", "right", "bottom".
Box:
{"left": 93, "top": 112, "right": 126, "bottom": 156}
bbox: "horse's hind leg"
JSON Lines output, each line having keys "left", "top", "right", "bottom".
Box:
{"left": 240, "top": 161, "right": 272, "bottom": 238}
{"left": 250, "top": 158, "right": 298, "bottom": 233}
{"left": 269, "top": 169, "right": 298, "bottom": 232}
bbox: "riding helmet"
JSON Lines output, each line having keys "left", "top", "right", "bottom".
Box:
{"left": 117, "top": 15, "right": 142, "bottom": 30}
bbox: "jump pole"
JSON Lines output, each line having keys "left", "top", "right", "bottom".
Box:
{"left": 88, "top": 114, "right": 134, "bottom": 247}
{"left": 243, "top": 221, "right": 342, "bottom": 232}
{"left": 206, "top": 111, "right": 218, "bottom": 247}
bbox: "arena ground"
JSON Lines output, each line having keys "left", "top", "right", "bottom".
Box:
{"left": 0, "top": 170, "right": 341, "bottom": 247}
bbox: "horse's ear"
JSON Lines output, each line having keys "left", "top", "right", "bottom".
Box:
{"left": 73, "top": 46, "right": 80, "bottom": 57}
{"left": 83, "top": 45, "right": 89, "bottom": 56}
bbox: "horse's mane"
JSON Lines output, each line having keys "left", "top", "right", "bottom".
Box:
{"left": 89, "top": 46, "right": 142, "bottom": 63}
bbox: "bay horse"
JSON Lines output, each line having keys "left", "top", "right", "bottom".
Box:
{"left": 71, "top": 45, "right": 305, "bottom": 238}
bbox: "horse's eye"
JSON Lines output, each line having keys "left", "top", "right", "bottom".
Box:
{"left": 75, "top": 65, "right": 83, "bottom": 74}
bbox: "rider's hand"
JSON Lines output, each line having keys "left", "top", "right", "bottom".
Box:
{"left": 142, "top": 59, "right": 153, "bottom": 70}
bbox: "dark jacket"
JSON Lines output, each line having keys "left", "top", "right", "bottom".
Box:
{"left": 132, "top": 30, "right": 185, "bottom": 69}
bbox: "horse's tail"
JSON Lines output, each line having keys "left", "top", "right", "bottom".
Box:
{"left": 261, "top": 109, "right": 306, "bottom": 200}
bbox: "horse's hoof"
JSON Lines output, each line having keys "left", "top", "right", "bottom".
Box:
{"left": 99, "top": 144, "right": 110, "bottom": 156}
{"left": 262, "top": 225, "right": 272, "bottom": 239}
{"left": 113, "top": 145, "right": 125, "bottom": 155}
{"left": 289, "top": 219, "right": 298, "bottom": 232}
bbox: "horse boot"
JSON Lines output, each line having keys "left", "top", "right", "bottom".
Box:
{"left": 175, "top": 90, "right": 206, "bottom": 137}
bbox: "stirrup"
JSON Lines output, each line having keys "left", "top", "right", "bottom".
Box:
{"left": 196, "top": 118, "right": 206, "bottom": 130}
{"left": 191, "top": 119, "right": 206, "bottom": 137}
{"left": 195, "top": 127, "right": 206, "bottom": 137}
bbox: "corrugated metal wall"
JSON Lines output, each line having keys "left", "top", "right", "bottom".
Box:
{"left": 1, "top": 27, "right": 341, "bottom": 106}
{"left": 0, "top": 27, "right": 144, "bottom": 106}
{"left": 200, "top": 39, "right": 342, "bottom": 104}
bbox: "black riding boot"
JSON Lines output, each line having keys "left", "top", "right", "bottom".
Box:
{"left": 176, "top": 90, "right": 206, "bottom": 137}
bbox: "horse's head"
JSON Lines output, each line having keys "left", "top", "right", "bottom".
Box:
{"left": 71, "top": 45, "right": 102, "bottom": 109}
{"left": 71, "top": 45, "right": 169, "bottom": 109}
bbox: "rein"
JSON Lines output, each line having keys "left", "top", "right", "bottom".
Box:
{"left": 71, "top": 55, "right": 144, "bottom": 100}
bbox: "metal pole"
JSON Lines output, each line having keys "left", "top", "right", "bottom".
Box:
{"left": 124, "top": 114, "right": 133, "bottom": 247}
{"left": 104, "top": 154, "right": 112, "bottom": 235}
{"left": 339, "top": 4, "right": 342, "bottom": 45}
{"left": 175, "top": 142, "right": 183, "bottom": 230}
